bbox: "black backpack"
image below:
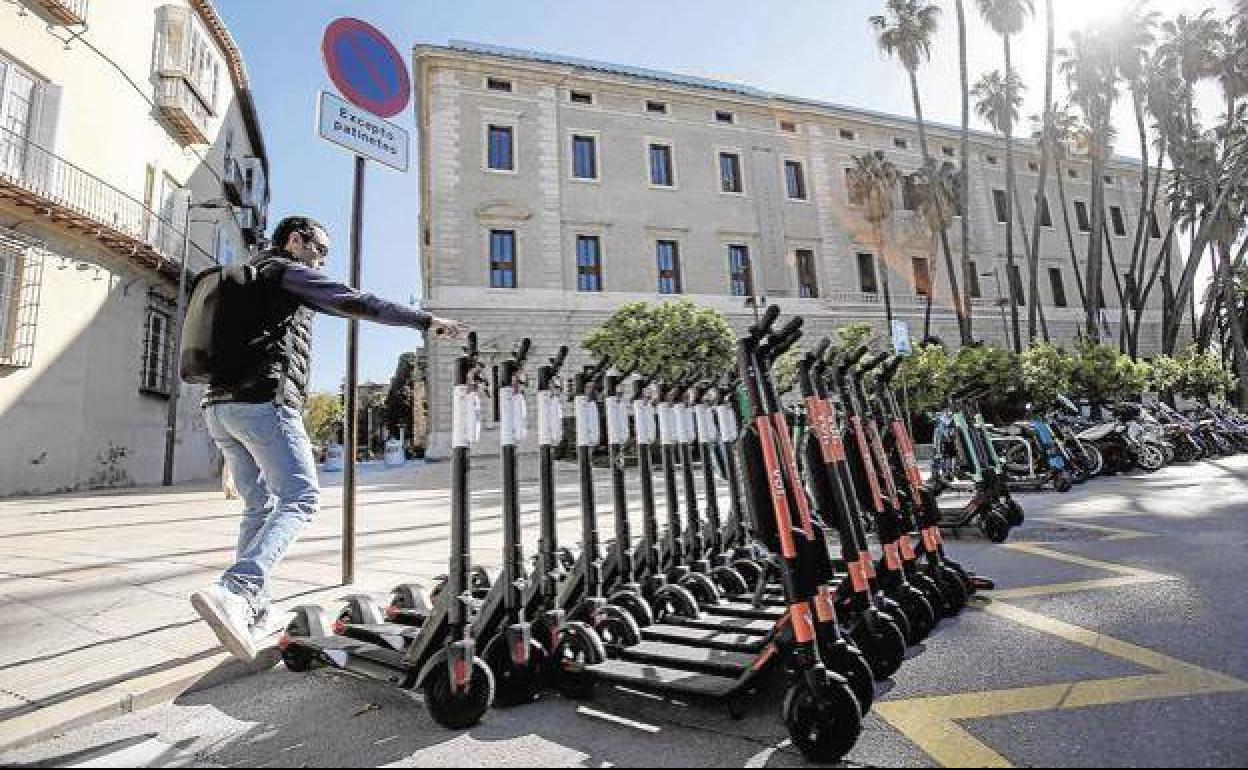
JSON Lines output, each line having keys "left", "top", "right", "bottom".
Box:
{"left": 179, "top": 259, "right": 281, "bottom": 387}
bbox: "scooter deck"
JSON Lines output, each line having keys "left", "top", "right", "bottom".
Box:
{"left": 584, "top": 658, "right": 749, "bottom": 699}
{"left": 618, "top": 640, "right": 756, "bottom": 678}
{"left": 702, "top": 600, "right": 786, "bottom": 620}
{"left": 642, "top": 622, "right": 768, "bottom": 654}
{"left": 290, "top": 635, "right": 412, "bottom": 683}
{"left": 666, "top": 615, "right": 774, "bottom": 636}
{"left": 338, "top": 622, "right": 423, "bottom": 652}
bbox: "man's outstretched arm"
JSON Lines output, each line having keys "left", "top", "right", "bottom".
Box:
{"left": 281, "top": 262, "right": 432, "bottom": 329}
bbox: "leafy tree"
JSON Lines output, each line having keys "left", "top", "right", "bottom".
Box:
{"left": 1176, "top": 346, "right": 1237, "bottom": 399}
{"left": 946, "top": 343, "right": 1023, "bottom": 417}
{"left": 1147, "top": 354, "right": 1185, "bottom": 394}
{"left": 897, "top": 342, "right": 952, "bottom": 414}
{"left": 303, "top": 393, "right": 344, "bottom": 446}
{"left": 384, "top": 352, "right": 418, "bottom": 448}
{"left": 584, "top": 300, "right": 735, "bottom": 383}
{"left": 1070, "top": 341, "right": 1149, "bottom": 404}
{"left": 830, "top": 322, "right": 877, "bottom": 359}
{"left": 1020, "top": 342, "right": 1075, "bottom": 409}
{"left": 773, "top": 349, "right": 802, "bottom": 394}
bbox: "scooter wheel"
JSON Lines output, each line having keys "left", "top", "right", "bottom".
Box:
{"left": 1003, "top": 499, "right": 1025, "bottom": 528}
{"left": 732, "top": 559, "right": 766, "bottom": 591}
{"left": 553, "top": 621, "right": 606, "bottom": 700}
{"left": 482, "top": 635, "right": 546, "bottom": 708}
{"left": 876, "top": 596, "right": 912, "bottom": 645}
{"left": 680, "top": 572, "right": 722, "bottom": 606}
{"left": 894, "top": 587, "right": 936, "bottom": 644}
{"left": 782, "top": 673, "right": 863, "bottom": 764}
{"left": 1054, "top": 473, "right": 1073, "bottom": 493}
{"left": 422, "top": 654, "right": 494, "bottom": 730}
{"left": 280, "top": 615, "right": 317, "bottom": 673}
{"left": 820, "top": 640, "right": 876, "bottom": 715}
{"left": 594, "top": 605, "right": 642, "bottom": 649}
{"left": 935, "top": 566, "right": 969, "bottom": 615}
{"left": 980, "top": 511, "right": 1012, "bottom": 544}
{"left": 850, "top": 614, "right": 906, "bottom": 681}
{"left": 943, "top": 558, "right": 976, "bottom": 596}
{"left": 711, "top": 565, "right": 750, "bottom": 598}
{"left": 651, "top": 584, "right": 701, "bottom": 622}
{"left": 909, "top": 572, "right": 947, "bottom": 624}
{"left": 609, "top": 590, "right": 655, "bottom": 628}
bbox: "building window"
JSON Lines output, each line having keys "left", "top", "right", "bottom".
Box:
{"left": 1110, "top": 205, "right": 1127, "bottom": 236}
{"left": 576, "top": 235, "right": 602, "bottom": 292}
{"left": 1149, "top": 211, "right": 1162, "bottom": 238}
{"left": 572, "top": 135, "right": 597, "bottom": 180}
{"left": 490, "top": 230, "right": 517, "bottom": 288}
{"left": 0, "top": 232, "right": 43, "bottom": 369}
{"left": 903, "top": 175, "right": 922, "bottom": 212}
{"left": 942, "top": 146, "right": 955, "bottom": 158}
{"left": 0, "top": 55, "right": 39, "bottom": 174}
{"left": 779, "top": 120, "right": 798, "bottom": 133}
{"left": 715, "top": 110, "right": 734, "bottom": 124}
{"left": 719, "top": 152, "right": 743, "bottom": 193}
{"left": 796, "top": 249, "right": 819, "bottom": 298}
{"left": 1075, "top": 200, "right": 1091, "bottom": 232}
{"left": 839, "top": 128, "right": 857, "bottom": 141}
{"left": 1049, "top": 267, "right": 1067, "bottom": 307}
{"left": 646, "top": 100, "right": 667, "bottom": 115}
{"left": 649, "top": 143, "right": 674, "bottom": 187}
{"left": 1068, "top": 168, "right": 1078, "bottom": 179}
{"left": 784, "top": 160, "right": 807, "bottom": 200}
{"left": 728, "top": 244, "right": 752, "bottom": 297}
{"left": 656, "top": 240, "right": 681, "bottom": 294}
{"left": 1038, "top": 193, "right": 1053, "bottom": 227}
{"left": 1104, "top": 175, "right": 1115, "bottom": 186}
{"left": 846, "top": 168, "right": 866, "bottom": 206}
{"left": 140, "top": 293, "right": 175, "bottom": 396}
{"left": 486, "top": 77, "right": 512, "bottom": 92}
{"left": 1028, "top": 161, "right": 1039, "bottom": 172}
{"left": 0, "top": 249, "right": 17, "bottom": 358}
{"left": 1008, "top": 264, "right": 1026, "bottom": 306}
{"left": 894, "top": 137, "right": 909, "bottom": 150}
{"left": 993, "top": 189, "right": 1009, "bottom": 223}
{"left": 215, "top": 226, "right": 237, "bottom": 266}
{"left": 570, "top": 90, "right": 593, "bottom": 104}
{"left": 967, "top": 261, "right": 982, "bottom": 298}
{"left": 487, "top": 124, "right": 514, "bottom": 171}
{"left": 912, "top": 257, "right": 931, "bottom": 297}
{"left": 857, "top": 252, "right": 878, "bottom": 294}
{"left": 986, "top": 155, "right": 998, "bottom": 165}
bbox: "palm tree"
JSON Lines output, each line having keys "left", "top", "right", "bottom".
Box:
{"left": 1032, "top": 105, "right": 1088, "bottom": 310}
{"left": 850, "top": 151, "right": 902, "bottom": 327}
{"left": 1024, "top": 0, "right": 1057, "bottom": 344}
{"left": 869, "top": 0, "right": 969, "bottom": 343}
{"left": 1105, "top": 1, "right": 1159, "bottom": 355}
{"left": 1158, "top": 10, "right": 1231, "bottom": 353}
{"left": 911, "top": 159, "right": 961, "bottom": 337}
{"left": 976, "top": 0, "right": 1033, "bottom": 351}
{"left": 955, "top": 0, "right": 975, "bottom": 342}
{"left": 1059, "top": 25, "right": 1119, "bottom": 342}
{"left": 973, "top": 69, "right": 1026, "bottom": 351}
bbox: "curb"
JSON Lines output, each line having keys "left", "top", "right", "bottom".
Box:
{"left": 0, "top": 649, "right": 281, "bottom": 754}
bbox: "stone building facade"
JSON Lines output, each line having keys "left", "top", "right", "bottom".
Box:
{"left": 0, "top": 0, "right": 270, "bottom": 494}
{"left": 412, "top": 41, "right": 1172, "bottom": 457}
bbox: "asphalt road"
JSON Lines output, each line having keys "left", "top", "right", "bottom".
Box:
{"left": 4, "top": 456, "right": 1248, "bottom": 768}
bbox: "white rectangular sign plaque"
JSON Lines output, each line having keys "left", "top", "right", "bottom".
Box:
{"left": 317, "top": 90, "right": 409, "bottom": 172}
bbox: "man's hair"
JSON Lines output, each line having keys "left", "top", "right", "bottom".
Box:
{"left": 270, "top": 216, "right": 327, "bottom": 256}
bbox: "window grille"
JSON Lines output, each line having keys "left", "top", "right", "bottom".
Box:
{"left": 140, "top": 289, "right": 175, "bottom": 397}
{"left": 0, "top": 227, "right": 45, "bottom": 369}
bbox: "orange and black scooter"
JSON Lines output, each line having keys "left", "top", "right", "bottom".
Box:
{"left": 796, "top": 341, "right": 909, "bottom": 682}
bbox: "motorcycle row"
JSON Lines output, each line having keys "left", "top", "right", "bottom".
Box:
{"left": 276, "top": 307, "right": 1003, "bottom": 764}
{"left": 931, "top": 389, "right": 1248, "bottom": 507}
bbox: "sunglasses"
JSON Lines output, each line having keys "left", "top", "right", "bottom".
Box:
{"left": 300, "top": 231, "right": 329, "bottom": 258}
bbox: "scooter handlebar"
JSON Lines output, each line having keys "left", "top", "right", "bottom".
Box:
{"left": 748, "top": 304, "right": 781, "bottom": 339}
{"left": 880, "top": 355, "right": 904, "bottom": 384}
{"left": 811, "top": 338, "right": 831, "bottom": 363}
{"left": 551, "top": 345, "right": 569, "bottom": 372}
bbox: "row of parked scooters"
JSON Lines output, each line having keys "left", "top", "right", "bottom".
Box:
{"left": 276, "top": 307, "right": 1002, "bottom": 763}
{"left": 932, "top": 390, "right": 1248, "bottom": 499}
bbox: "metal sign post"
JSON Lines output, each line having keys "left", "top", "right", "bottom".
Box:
{"left": 321, "top": 17, "right": 411, "bottom": 586}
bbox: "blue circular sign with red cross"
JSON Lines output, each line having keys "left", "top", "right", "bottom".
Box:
{"left": 321, "top": 18, "right": 410, "bottom": 118}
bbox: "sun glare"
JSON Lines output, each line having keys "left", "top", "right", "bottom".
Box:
{"left": 1053, "top": 0, "right": 1136, "bottom": 28}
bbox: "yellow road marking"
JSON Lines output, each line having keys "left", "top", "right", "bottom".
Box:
{"left": 874, "top": 521, "right": 1248, "bottom": 768}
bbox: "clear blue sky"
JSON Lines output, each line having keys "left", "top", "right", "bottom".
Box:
{"left": 216, "top": 0, "right": 1228, "bottom": 393}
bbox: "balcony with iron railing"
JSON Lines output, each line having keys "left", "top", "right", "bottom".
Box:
{"left": 155, "top": 76, "right": 211, "bottom": 146}
{"left": 0, "top": 124, "right": 210, "bottom": 275}
{"left": 30, "top": 0, "right": 88, "bottom": 25}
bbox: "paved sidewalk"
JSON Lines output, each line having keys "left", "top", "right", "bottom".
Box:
{"left": 0, "top": 456, "right": 724, "bottom": 751}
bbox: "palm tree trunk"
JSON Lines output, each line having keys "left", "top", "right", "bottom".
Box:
{"left": 907, "top": 68, "right": 965, "bottom": 344}
{"left": 1217, "top": 241, "right": 1248, "bottom": 405}
{"left": 1027, "top": 0, "right": 1056, "bottom": 344}
{"left": 877, "top": 222, "right": 894, "bottom": 328}
{"left": 1085, "top": 118, "right": 1108, "bottom": 341}
{"left": 1101, "top": 223, "right": 1128, "bottom": 351}
{"left": 1121, "top": 83, "right": 1151, "bottom": 352}
{"left": 1133, "top": 225, "right": 1176, "bottom": 356}
{"left": 1012, "top": 184, "right": 1050, "bottom": 344}
{"left": 1003, "top": 36, "right": 1022, "bottom": 353}
{"left": 1054, "top": 155, "right": 1087, "bottom": 308}
{"left": 956, "top": 0, "right": 974, "bottom": 345}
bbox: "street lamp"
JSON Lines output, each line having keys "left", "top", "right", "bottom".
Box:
{"left": 981, "top": 267, "right": 1012, "bottom": 350}
{"left": 163, "top": 193, "right": 235, "bottom": 487}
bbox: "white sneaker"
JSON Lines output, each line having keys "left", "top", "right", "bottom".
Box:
{"left": 191, "top": 585, "right": 258, "bottom": 662}
{"left": 250, "top": 607, "right": 289, "bottom": 645}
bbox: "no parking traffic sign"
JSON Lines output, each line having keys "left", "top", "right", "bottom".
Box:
{"left": 321, "top": 17, "right": 411, "bottom": 118}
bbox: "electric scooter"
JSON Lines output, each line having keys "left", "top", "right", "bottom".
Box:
{"left": 278, "top": 333, "right": 495, "bottom": 729}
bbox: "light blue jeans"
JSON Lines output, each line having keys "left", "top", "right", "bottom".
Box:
{"left": 203, "top": 402, "right": 320, "bottom": 620}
